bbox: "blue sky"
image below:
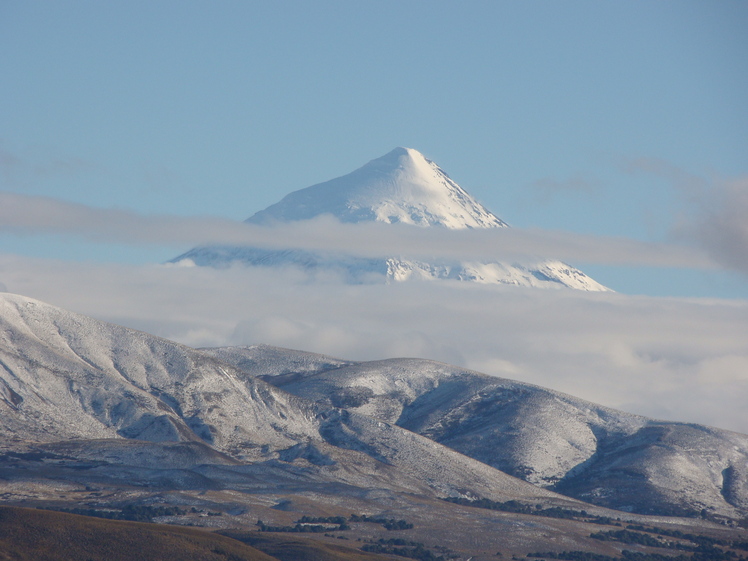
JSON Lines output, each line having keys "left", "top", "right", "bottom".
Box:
{"left": 2, "top": 1, "right": 747, "bottom": 297}
{"left": 2, "top": 2, "right": 748, "bottom": 431}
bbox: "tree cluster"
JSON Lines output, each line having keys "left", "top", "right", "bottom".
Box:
{"left": 50, "top": 505, "right": 187, "bottom": 523}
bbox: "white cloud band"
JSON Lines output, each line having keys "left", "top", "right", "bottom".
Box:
{"left": 0, "top": 191, "right": 717, "bottom": 270}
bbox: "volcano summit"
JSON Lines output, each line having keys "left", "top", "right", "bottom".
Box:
{"left": 173, "top": 148, "right": 608, "bottom": 291}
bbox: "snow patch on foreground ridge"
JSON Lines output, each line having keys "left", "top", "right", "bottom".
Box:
{"left": 172, "top": 147, "right": 610, "bottom": 291}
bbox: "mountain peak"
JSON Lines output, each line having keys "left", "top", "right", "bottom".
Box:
{"left": 247, "top": 147, "right": 507, "bottom": 229}
{"left": 172, "top": 148, "right": 609, "bottom": 291}
{"left": 384, "top": 145, "right": 420, "bottom": 157}
{"left": 377, "top": 146, "right": 429, "bottom": 166}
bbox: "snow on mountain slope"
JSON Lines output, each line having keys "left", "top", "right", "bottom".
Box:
{"left": 247, "top": 147, "right": 506, "bottom": 229}
{"left": 5, "top": 293, "right": 747, "bottom": 525}
{"left": 209, "top": 346, "right": 748, "bottom": 520}
{"left": 200, "top": 344, "right": 353, "bottom": 378}
{"left": 0, "top": 293, "right": 321, "bottom": 454}
{"left": 0, "top": 293, "right": 569, "bottom": 505}
{"left": 173, "top": 148, "right": 609, "bottom": 291}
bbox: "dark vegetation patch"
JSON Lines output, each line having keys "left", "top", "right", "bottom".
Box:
{"left": 596, "top": 525, "right": 748, "bottom": 556}
{"left": 256, "top": 519, "right": 342, "bottom": 533}
{"left": 359, "top": 538, "right": 455, "bottom": 560}
{"left": 255, "top": 513, "right": 413, "bottom": 533}
{"left": 442, "top": 497, "right": 621, "bottom": 525}
{"left": 591, "top": 530, "right": 670, "bottom": 548}
{"left": 349, "top": 514, "right": 414, "bottom": 530}
{"left": 46, "top": 504, "right": 193, "bottom": 522}
{"left": 361, "top": 539, "right": 445, "bottom": 560}
{"left": 528, "top": 549, "right": 747, "bottom": 561}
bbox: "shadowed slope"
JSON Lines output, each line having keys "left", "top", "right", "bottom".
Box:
{"left": 212, "top": 346, "right": 748, "bottom": 520}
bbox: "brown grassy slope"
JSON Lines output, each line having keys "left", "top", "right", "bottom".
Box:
{"left": 219, "top": 531, "right": 399, "bottom": 561}
{"left": 0, "top": 506, "right": 278, "bottom": 561}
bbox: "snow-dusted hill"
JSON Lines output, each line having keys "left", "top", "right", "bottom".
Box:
{"left": 0, "top": 293, "right": 567, "bottom": 505}
{"left": 173, "top": 148, "right": 609, "bottom": 291}
{"left": 211, "top": 345, "right": 748, "bottom": 520}
{"left": 5, "top": 292, "right": 748, "bottom": 524}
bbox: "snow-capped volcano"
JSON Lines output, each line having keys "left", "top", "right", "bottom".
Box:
{"left": 248, "top": 147, "right": 507, "bottom": 229}
{"left": 173, "top": 148, "right": 609, "bottom": 291}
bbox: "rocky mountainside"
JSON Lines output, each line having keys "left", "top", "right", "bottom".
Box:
{"left": 3, "top": 293, "right": 746, "bottom": 521}
{"left": 173, "top": 148, "right": 609, "bottom": 291}
{"left": 0, "top": 292, "right": 569, "bottom": 505}
{"left": 208, "top": 345, "right": 748, "bottom": 521}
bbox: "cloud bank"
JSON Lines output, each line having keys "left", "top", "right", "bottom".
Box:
{"left": 1, "top": 180, "right": 746, "bottom": 434}
{"left": 622, "top": 159, "right": 748, "bottom": 275}
{"left": 675, "top": 176, "right": 748, "bottom": 275}
{"left": 0, "top": 191, "right": 717, "bottom": 270}
{"left": 1, "top": 253, "right": 746, "bottom": 435}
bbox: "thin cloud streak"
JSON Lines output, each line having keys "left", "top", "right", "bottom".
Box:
{"left": 0, "top": 144, "right": 93, "bottom": 187}
{"left": 0, "top": 191, "right": 717, "bottom": 270}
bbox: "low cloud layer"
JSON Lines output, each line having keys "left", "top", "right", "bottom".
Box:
{"left": 1, "top": 253, "right": 746, "bottom": 435}
{"left": 2, "top": 182, "right": 746, "bottom": 434}
{"left": 622, "top": 159, "right": 748, "bottom": 275}
{"left": 0, "top": 191, "right": 717, "bottom": 270}
{"left": 675, "top": 176, "right": 748, "bottom": 275}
